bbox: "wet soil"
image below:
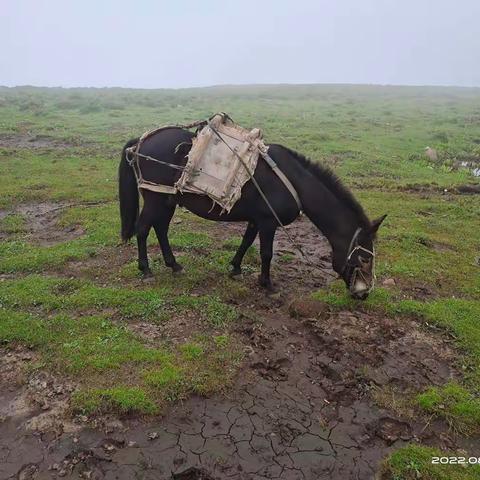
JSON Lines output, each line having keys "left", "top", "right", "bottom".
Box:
{"left": 0, "top": 202, "right": 84, "bottom": 246}
{"left": 0, "top": 133, "right": 78, "bottom": 150}
{"left": 1, "top": 216, "right": 477, "bottom": 479}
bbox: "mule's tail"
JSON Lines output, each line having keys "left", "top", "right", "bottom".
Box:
{"left": 119, "top": 138, "right": 139, "bottom": 242}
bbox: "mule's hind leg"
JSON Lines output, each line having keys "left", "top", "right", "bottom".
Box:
{"left": 230, "top": 221, "right": 258, "bottom": 276}
{"left": 258, "top": 221, "right": 277, "bottom": 291}
{"left": 153, "top": 196, "right": 183, "bottom": 273}
{"left": 136, "top": 207, "right": 154, "bottom": 277}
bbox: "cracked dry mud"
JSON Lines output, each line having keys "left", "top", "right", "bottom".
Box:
{"left": 1, "top": 217, "right": 476, "bottom": 480}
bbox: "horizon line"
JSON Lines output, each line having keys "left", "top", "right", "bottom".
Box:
{"left": 1, "top": 81, "right": 480, "bottom": 91}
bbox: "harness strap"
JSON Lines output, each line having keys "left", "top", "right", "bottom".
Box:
{"left": 345, "top": 227, "right": 362, "bottom": 265}
{"left": 342, "top": 227, "right": 376, "bottom": 293}
{"left": 260, "top": 152, "right": 303, "bottom": 212}
{"left": 138, "top": 181, "right": 177, "bottom": 194}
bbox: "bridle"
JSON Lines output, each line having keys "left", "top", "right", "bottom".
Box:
{"left": 342, "top": 227, "right": 376, "bottom": 294}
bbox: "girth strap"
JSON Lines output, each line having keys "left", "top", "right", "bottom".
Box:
{"left": 260, "top": 152, "right": 303, "bottom": 213}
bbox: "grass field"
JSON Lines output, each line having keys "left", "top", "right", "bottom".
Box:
{"left": 1, "top": 84, "right": 479, "bottom": 478}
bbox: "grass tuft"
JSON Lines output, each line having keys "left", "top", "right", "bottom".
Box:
{"left": 417, "top": 383, "right": 480, "bottom": 435}
{"left": 72, "top": 387, "right": 158, "bottom": 415}
{"left": 382, "top": 444, "right": 480, "bottom": 480}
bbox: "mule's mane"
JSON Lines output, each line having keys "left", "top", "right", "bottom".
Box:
{"left": 281, "top": 146, "right": 370, "bottom": 228}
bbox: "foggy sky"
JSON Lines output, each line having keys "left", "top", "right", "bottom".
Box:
{"left": 2, "top": 0, "right": 479, "bottom": 88}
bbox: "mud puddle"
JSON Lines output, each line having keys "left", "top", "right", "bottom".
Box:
{"left": 1, "top": 217, "right": 477, "bottom": 479}
{"left": 0, "top": 202, "right": 84, "bottom": 246}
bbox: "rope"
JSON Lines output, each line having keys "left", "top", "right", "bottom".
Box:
{"left": 127, "top": 150, "right": 185, "bottom": 171}
{"left": 129, "top": 150, "right": 239, "bottom": 187}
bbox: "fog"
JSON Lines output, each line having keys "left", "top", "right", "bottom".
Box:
{"left": 2, "top": 0, "right": 479, "bottom": 88}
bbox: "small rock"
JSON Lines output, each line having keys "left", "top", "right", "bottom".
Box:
{"left": 382, "top": 278, "right": 396, "bottom": 286}
{"left": 105, "top": 419, "right": 124, "bottom": 433}
{"left": 127, "top": 440, "right": 137, "bottom": 447}
{"left": 53, "top": 385, "right": 64, "bottom": 395}
{"left": 148, "top": 431, "right": 159, "bottom": 440}
{"left": 424, "top": 146, "right": 438, "bottom": 162}
{"left": 288, "top": 297, "right": 327, "bottom": 319}
{"left": 58, "top": 469, "right": 67, "bottom": 477}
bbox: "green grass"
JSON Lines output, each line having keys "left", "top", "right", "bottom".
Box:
{"left": 417, "top": 383, "right": 480, "bottom": 435}
{"left": 181, "top": 342, "right": 204, "bottom": 360}
{"left": 0, "top": 203, "right": 118, "bottom": 273}
{"left": 382, "top": 444, "right": 480, "bottom": 480}
{"left": 0, "top": 308, "right": 169, "bottom": 371}
{"left": 171, "top": 294, "right": 237, "bottom": 327}
{"left": 0, "top": 274, "right": 168, "bottom": 319}
{"left": 358, "top": 191, "right": 480, "bottom": 298}
{"left": 0, "top": 213, "right": 27, "bottom": 234}
{"left": 71, "top": 334, "right": 241, "bottom": 414}
{"left": 0, "top": 305, "right": 241, "bottom": 413}
{"left": 72, "top": 387, "right": 159, "bottom": 415}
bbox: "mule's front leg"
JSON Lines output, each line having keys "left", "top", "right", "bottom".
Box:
{"left": 230, "top": 221, "right": 258, "bottom": 276}
{"left": 258, "top": 222, "right": 277, "bottom": 291}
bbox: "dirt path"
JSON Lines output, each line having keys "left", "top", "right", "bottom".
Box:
{"left": 1, "top": 217, "right": 476, "bottom": 479}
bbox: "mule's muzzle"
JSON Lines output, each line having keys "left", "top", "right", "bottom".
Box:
{"left": 349, "top": 278, "right": 372, "bottom": 300}
{"left": 350, "top": 289, "right": 369, "bottom": 301}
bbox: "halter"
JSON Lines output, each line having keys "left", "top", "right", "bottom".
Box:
{"left": 343, "top": 227, "right": 376, "bottom": 294}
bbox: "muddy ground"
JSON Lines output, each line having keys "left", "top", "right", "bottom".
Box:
{"left": 0, "top": 133, "right": 86, "bottom": 151}
{"left": 1, "top": 214, "right": 478, "bottom": 480}
{"left": 0, "top": 202, "right": 84, "bottom": 246}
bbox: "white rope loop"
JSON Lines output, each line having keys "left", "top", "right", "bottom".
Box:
{"left": 343, "top": 228, "right": 377, "bottom": 294}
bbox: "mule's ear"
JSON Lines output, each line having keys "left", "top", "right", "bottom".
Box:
{"left": 369, "top": 214, "right": 387, "bottom": 234}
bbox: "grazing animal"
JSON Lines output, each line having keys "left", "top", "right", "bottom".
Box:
{"left": 119, "top": 127, "right": 386, "bottom": 299}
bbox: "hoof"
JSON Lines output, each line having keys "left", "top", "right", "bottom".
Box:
{"left": 267, "top": 288, "right": 281, "bottom": 297}
{"left": 170, "top": 263, "right": 183, "bottom": 273}
{"left": 258, "top": 276, "right": 275, "bottom": 292}
{"left": 229, "top": 267, "right": 242, "bottom": 278}
{"left": 141, "top": 272, "right": 155, "bottom": 283}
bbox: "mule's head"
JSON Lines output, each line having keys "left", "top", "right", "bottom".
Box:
{"left": 334, "top": 215, "right": 387, "bottom": 300}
